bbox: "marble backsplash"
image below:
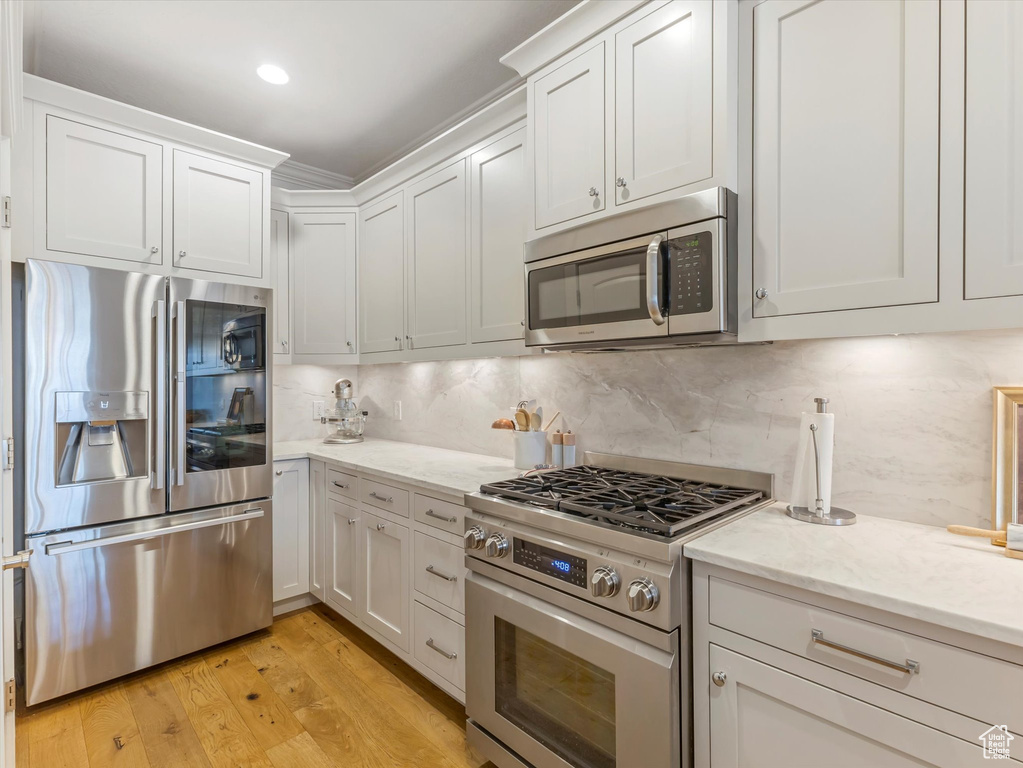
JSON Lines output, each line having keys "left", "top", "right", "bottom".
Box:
{"left": 272, "top": 364, "right": 360, "bottom": 442}
{"left": 347, "top": 329, "right": 1023, "bottom": 530}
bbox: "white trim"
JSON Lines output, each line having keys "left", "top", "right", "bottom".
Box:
{"left": 272, "top": 159, "right": 354, "bottom": 191}
{"left": 499, "top": 0, "right": 648, "bottom": 79}
{"left": 23, "top": 74, "right": 289, "bottom": 169}
{"left": 272, "top": 187, "right": 357, "bottom": 209}
{"left": 273, "top": 593, "right": 319, "bottom": 617}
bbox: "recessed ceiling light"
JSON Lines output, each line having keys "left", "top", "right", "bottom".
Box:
{"left": 257, "top": 64, "right": 289, "bottom": 85}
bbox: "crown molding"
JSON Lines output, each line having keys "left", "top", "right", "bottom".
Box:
{"left": 500, "top": 0, "right": 647, "bottom": 79}
{"left": 271, "top": 187, "right": 357, "bottom": 208}
{"left": 272, "top": 159, "right": 354, "bottom": 191}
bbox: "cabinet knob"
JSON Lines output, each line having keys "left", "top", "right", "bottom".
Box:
{"left": 755, "top": 288, "right": 769, "bottom": 300}
{"left": 588, "top": 187, "right": 599, "bottom": 197}
{"left": 406, "top": 334, "right": 414, "bottom": 350}
{"left": 178, "top": 250, "right": 186, "bottom": 257}
{"left": 712, "top": 671, "right": 727, "bottom": 687}
{"left": 150, "top": 246, "right": 159, "bottom": 254}
{"left": 616, "top": 177, "right": 627, "bottom": 188}
{"left": 282, "top": 340, "right": 288, "bottom": 348}
{"left": 275, "top": 469, "right": 283, "bottom": 476}
{"left": 376, "top": 523, "right": 386, "bottom": 531}
{"left": 347, "top": 518, "right": 356, "bottom": 525}
{"left": 347, "top": 340, "right": 353, "bottom": 349}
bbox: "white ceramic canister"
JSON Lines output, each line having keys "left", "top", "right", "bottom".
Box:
{"left": 513, "top": 430, "right": 547, "bottom": 470}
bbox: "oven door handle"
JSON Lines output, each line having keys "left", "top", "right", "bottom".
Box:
{"left": 646, "top": 234, "right": 666, "bottom": 326}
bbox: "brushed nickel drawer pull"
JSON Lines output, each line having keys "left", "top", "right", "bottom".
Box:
{"left": 369, "top": 492, "right": 393, "bottom": 503}
{"left": 811, "top": 629, "right": 920, "bottom": 674}
{"left": 426, "top": 638, "right": 457, "bottom": 660}
{"left": 425, "top": 509, "right": 457, "bottom": 524}
{"left": 332, "top": 481, "right": 350, "bottom": 489}
{"left": 425, "top": 565, "right": 457, "bottom": 583}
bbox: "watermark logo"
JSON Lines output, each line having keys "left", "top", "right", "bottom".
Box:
{"left": 980, "top": 725, "right": 1014, "bottom": 760}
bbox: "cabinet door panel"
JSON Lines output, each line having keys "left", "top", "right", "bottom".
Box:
{"left": 172, "top": 150, "right": 263, "bottom": 278}
{"left": 272, "top": 460, "right": 309, "bottom": 602}
{"left": 471, "top": 128, "right": 527, "bottom": 343}
{"left": 358, "top": 191, "right": 405, "bottom": 353}
{"left": 270, "top": 209, "right": 290, "bottom": 355}
{"left": 309, "top": 460, "right": 326, "bottom": 601}
{"left": 965, "top": 0, "right": 1023, "bottom": 299}
{"left": 534, "top": 42, "right": 606, "bottom": 228}
{"left": 326, "top": 497, "right": 358, "bottom": 616}
{"left": 291, "top": 212, "right": 357, "bottom": 355}
{"left": 752, "top": 0, "right": 938, "bottom": 316}
{"left": 46, "top": 116, "right": 163, "bottom": 264}
{"left": 407, "top": 160, "right": 467, "bottom": 349}
{"left": 358, "top": 511, "right": 410, "bottom": 651}
{"left": 709, "top": 645, "right": 988, "bottom": 768}
{"left": 615, "top": 0, "right": 712, "bottom": 205}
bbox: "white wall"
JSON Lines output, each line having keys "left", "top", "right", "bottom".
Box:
{"left": 273, "top": 364, "right": 359, "bottom": 442}
{"left": 354, "top": 329, "right": 1023, "bottom": 530}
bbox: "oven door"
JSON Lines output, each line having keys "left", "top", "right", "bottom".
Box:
{"left": 525, "top": 233, "right": 670, "bottom": 348}
{"left": 466, "top": 570, "right": 680, "bottom": 768}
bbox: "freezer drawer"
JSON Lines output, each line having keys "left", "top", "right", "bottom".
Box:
{"left": 25, "top": 502, "right": 272, "bottom": 705}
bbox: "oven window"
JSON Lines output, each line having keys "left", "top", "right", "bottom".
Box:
{"left": 528, "top": 247, "right": 651, "bottom": 330}
{"left": 494, "top": 618, "right": 616, "bottom": 768}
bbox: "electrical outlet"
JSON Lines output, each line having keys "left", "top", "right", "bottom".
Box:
{"left": 312, "top": 400, "right": 325, "bottom": 420}
{"left": 393, "top": 400, "right": 402, "bottom": 421}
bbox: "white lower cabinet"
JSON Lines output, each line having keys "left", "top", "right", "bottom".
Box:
{"left": 271, "top": 459, "right": 309, "bottom": 602}
{"left": 326, "top": 497, "right": 359, "bottom": 616}
{"left": 413, "top": 601, "right": 465, "bottom": 692}
{"left": 309, "top": 460, "right": 326, "bottom": 601}
{"left": 358, "top": 510, "right": 411, "bottom": 652}
{"left": 708, "top": 644, "right": 986, "bottom": 768}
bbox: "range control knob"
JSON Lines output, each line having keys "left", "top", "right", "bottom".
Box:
{"left": 627, "top": 578, "right": 660, "bottom": 612}
{"left": 484, "top": 533, "right": 509, "bottom": 558}
{"left": 463, "top": 526, "right": 487, "bottom": 550}
{"left": 590, "top": 566, "right": 621, "bottom": 598}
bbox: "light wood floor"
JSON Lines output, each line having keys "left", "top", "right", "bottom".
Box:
{"left": 15, "top": 605, "right": 492, "bottom": 768}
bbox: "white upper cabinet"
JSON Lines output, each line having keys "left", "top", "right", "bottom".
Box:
{"left": 290, "top": 211, "right": 357, "bottom": 356}
{"left": 751, "top": 0, "right": 939, "bottom": 318}
{"left": 614, "top": 0, "right": 712, "bottom": 205}
{"left": 45, "top": 116, "right": 163, "bottom": 264}
{"left": 533, "top": 42, "right": 606, "bottom": 229}
{"left": 470, "top": 128, "right": 528, "bottom": 343}
{"left": 172, "top": 150, "right": 264, "bottom": 278}
{"left": 359, "top": 191, "right": 405, "bottom": 353}
{"left": 270, "top": 208, "right": 290, "bottom": 355}
{"left": 406, "top": 159, "right": 468, "bottom": 349}
{"left": 965, "top": 0, "right": 1023, "bottom": 300}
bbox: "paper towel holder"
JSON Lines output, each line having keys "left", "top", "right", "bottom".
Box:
{"left": 786, "top": 397, "right": 857, "bottom": 526}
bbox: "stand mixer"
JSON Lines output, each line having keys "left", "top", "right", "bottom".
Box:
{"left": 321, "top": 378, "right": 368, "bottom": 444}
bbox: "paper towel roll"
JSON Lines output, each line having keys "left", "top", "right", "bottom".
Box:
{"left": 791, "top": 410, "right": 835, "bottom": 515}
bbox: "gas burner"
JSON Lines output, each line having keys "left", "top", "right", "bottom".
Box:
{"left": 479, "top": 466, "right": 763, "bottom": 540}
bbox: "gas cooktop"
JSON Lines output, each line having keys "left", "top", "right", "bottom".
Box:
{"left": 478, "top": 465, "right": 764, "bottom": 540}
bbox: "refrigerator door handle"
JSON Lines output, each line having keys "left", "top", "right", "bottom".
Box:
{"left": 152, "top": 299, "right": 166, "bottom": 491}
{"left": 43, "top": 508, "right": 265, "bottom": 555}
{"left": 172, "top": 300, "right": 186, "bottom": 486}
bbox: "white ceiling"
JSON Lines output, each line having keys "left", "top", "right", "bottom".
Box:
{"left": 23, "top": 0, "right": 578, "bottom": 184}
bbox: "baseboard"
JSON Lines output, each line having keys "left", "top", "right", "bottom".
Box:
{"left": 273, "top": 593, "right": 320, "bottom": 617}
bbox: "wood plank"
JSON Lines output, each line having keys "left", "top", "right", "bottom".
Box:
{"left": 78, "top": 683, "right": 151, "bottom": 767}
{"left": 124, "top": 671, "right": 212, "bottom": 768}
{"left": 265, "top": 731, "right": 334, "bottom": 768}
{"left": 15, "top": 712, "right": 31, "bottom": 768}
{"left": 293, "top": 610, "right": 338, "bottom": 646}
{"left": 202, "top": 645, "right": 305, "bottom": 751}
{"left": 166, "top": 659, "right": 274, "bottom": 768}
{"left": 271, "top": 617, "right": 462, "bottom": 768}
{"left": 242, "top": 633, "right": 327, "bottom": 712}
{"left": 290, "top": 696, "right": 387, "bottom": 768}
{"left": 24, "top": 700, "right": 90, "bottom": 768}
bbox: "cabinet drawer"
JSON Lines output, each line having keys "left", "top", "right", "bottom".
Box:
{"left": 361, "top": 478, "right": 409, "bottom": 517}
{"left": 326, "top": 469, "right": 357, "bottom": 500}
{"left": 413, "top": 493, "right": 465, "bottom": 536}
{"left": 709, "top": 576, "right": 1023, "bottom": 732}
{"left": 413, "top": 601, "right": 465, "bottom": 691}
{"left": 413, "top": 532, "right": 464, "bottom": 613}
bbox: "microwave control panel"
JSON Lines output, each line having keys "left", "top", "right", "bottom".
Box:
{"left": 668, "top": 230, "right": 714, "bottom": 315}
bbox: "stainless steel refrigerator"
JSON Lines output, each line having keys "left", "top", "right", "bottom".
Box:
{"left": 22, "top": 259, "right": 273, "bottom": 705}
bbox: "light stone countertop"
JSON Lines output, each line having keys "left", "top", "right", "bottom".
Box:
{"left": 684, "top": 503, "right": 1023, "bottom": 648}
{"left": 273, "top": 437, "right": 520, "bottom": 499}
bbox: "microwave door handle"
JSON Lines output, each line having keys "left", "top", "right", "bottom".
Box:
{"left": 172, "top": 301, "right": 186, "bottom": 486}
{"left": 646, "top": 234, "right": 667, "bottom": 325}
{"left": 152, "top": 299, "right": 166, "bottom": 490}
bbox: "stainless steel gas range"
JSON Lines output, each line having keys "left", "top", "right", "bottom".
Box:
{"left": 462, "top": 453, "right": 773, "bottom": 768}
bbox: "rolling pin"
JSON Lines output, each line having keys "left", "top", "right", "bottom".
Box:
{"left": 947, "top": 523, "right": 1023, "bottom": 559}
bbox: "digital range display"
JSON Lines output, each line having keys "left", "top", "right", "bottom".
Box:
{"left": 513, "top": 539, "right": 587, "bottom": 587}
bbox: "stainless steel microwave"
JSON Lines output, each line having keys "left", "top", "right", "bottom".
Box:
{"left": 524, "top": 187, "right": 737, "bottom": 350}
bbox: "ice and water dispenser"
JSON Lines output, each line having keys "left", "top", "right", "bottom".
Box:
{"left": 54, "top": 391, "right": 148, "bottom": 486}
